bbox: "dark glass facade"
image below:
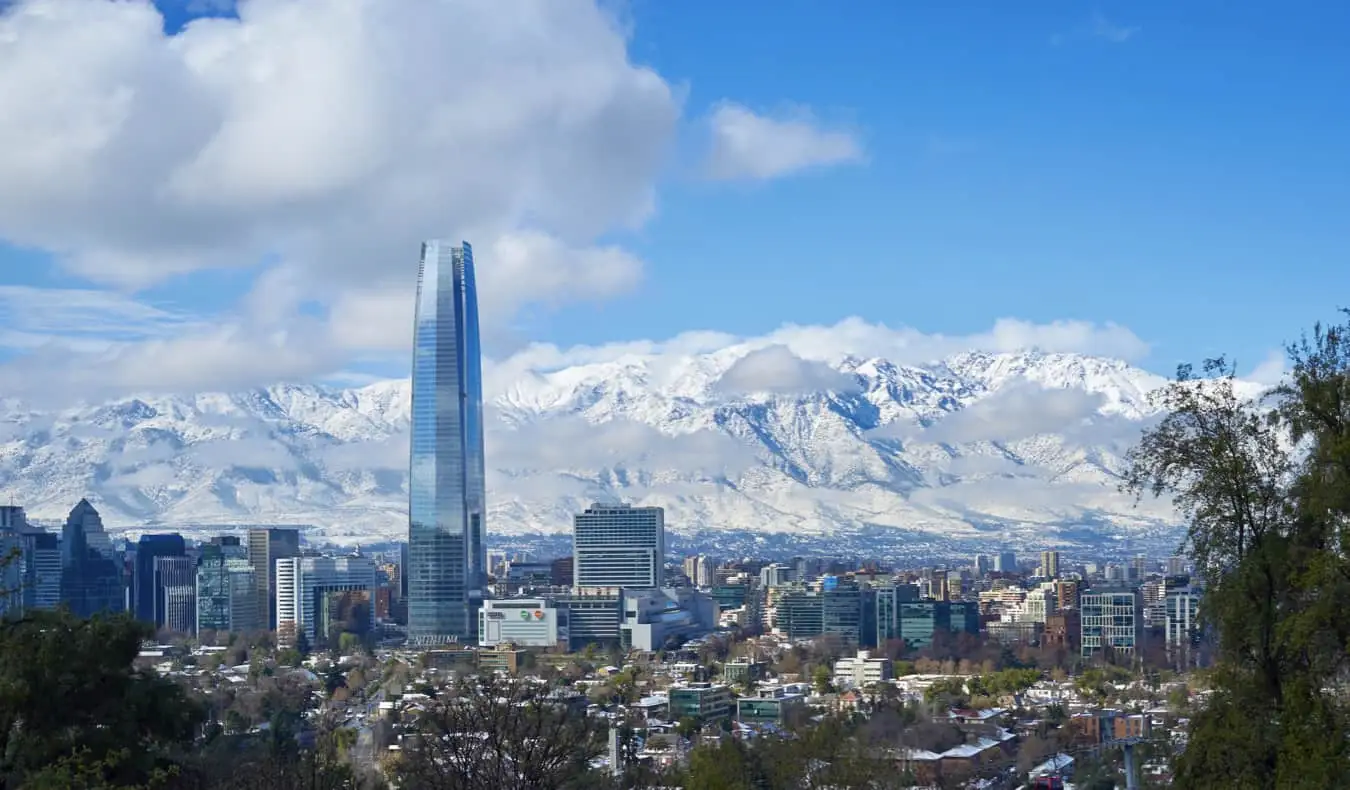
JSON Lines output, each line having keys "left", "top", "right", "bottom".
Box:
{"left": 134, "top": 534, "right": 185, "bottom": 624}
{"left": 407, "top": 240, "right": 488, "bottom": 644}
{"left": 59, "top": 499, "right": 124, "bottom": 618}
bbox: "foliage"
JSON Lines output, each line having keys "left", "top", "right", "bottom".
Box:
{"left": 0, "top": 609, "right": 205, "bottom": 789}
{"left": 392, "top": 675, "right": 607, "bottom": 790}
{"left": 1123, "top": 313, "right": 1350, "bottom": 788}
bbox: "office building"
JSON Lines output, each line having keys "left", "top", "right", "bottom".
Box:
{"left": 875, "top": 583, "right": 920, "bottom": 644}
{"left": 833, "top": 650, "right": 894, "bottom": 689}
{"left": 153, "top": 555, "right": 195, "bottom": 630}
{"left": 60, "top": 500, "right": 123, "bottom": 617}
{"left": 1165, "top": 584, "right": 1202, "bottom": 660}
{"left": 276, "top": 556, "right": 377, "bottom": 647}
{"left": 973, "top": 555, "right": 992, "bottom": 576}
{"left": 247, "top": 528, "right": 300, "bottom": 629}
{"left": 994, "top": 551, "right": 1017, "bottom": 573}
{"left": 134, "top": 534, "right": 185, "bottom": 624}
{"left": 1081, "top": 585, "right": 1144, "bottom": 659}
{"left": 573, "top": 503, "right": 664, "bottom": 590}
{"left": 773, "top": 580, "right": 865, "bottom": 644}
{"left": 621, "top": 587, "right": 716, "bottom": 651}
{"left": 737, "top": 686, "right": 807, "bottom": 726}
{"left": 478, "top": 598, "right": 567, "bottom": 648}
{"left": 196, "top": 541, "right": 259, "bottom": 636}
{"left": 407, "top": 240, "right": 488, "bottom": 644}
{"left": 0, "top": 506, "right": 28, "bottom": 616}
{"left": 1166, "top": 555, "right": 1188, "bottom": 577}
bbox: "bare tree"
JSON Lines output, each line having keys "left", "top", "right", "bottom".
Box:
{"left": 393, "top": 676, "right": 606, "bottom": 790}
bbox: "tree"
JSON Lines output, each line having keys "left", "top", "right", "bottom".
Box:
{"left": 395, "top": 675, "right": 606, "bottom": 790}
{"left": 1124, "top": 320, "right": 1350, "bottom": 789}
{"left": 811, "top": 664, "right": 834, "bottom": 696}
{"left": 0, "top": 609, "right": 205, "bottom": 788}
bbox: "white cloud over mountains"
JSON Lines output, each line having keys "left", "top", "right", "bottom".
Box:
{"left": 0, "top": 0, "right": 879, "bottom": 400}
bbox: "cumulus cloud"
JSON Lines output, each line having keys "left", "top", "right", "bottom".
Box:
{"left": 490, "top": 317, "right": 1152, "bottom": 389}
{"left": 190, "top": 437, "right": 301, "bottom": 470}
{"left": 703, "top": 101, "right": 864, "bottom": 181}
{"left": 487, "top": 416, "right": 756, "bottom": 478}
{"left": 714, "top": 345, "right": 860, "bottom": 396}
{"left": 0, "top": 0, "right": 680, "bottom": 394}
{"left": 923, "top": 384, "right": 1106, "bottom": 445}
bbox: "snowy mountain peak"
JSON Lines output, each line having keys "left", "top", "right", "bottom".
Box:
{"left": 0, "top": 345, "right": 1188, "bottom": 548}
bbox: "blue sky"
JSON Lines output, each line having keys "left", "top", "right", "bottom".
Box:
{"left": 1, "top": 0, "right": 1348, "bottom": 398}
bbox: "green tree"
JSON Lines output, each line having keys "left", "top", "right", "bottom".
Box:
{"left": 0, "top": 610, "right": 205, "bottom": 788}
{"left": 811, "top": 664, "right": 833, "bottom": 696}
{"left": 1125, "top": 317, "right": 1350, "bottom": 789}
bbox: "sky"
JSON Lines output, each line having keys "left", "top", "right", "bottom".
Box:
{"left": 1, "top": 0, "right": 1347, "bottom": 403}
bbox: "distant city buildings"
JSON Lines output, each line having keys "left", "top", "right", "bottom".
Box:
{"left": 406, "top": 240, "right": 488, "bottom": 645}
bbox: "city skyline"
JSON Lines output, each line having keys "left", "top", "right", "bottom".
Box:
{"left": 407, "top": 240, "right": 488, "bottom": 644}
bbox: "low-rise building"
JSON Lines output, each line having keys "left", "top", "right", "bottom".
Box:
{"left": 736, "top": 685, "right": 806, "bottom": 726}
{"left": 833, "top": 650, "right": 893, "bottom": 688}
{"left": 668, "top": 683, "right": 733, "bottom": 724}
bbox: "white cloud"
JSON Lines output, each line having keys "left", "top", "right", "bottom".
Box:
{"left": 1246, "top": 349, "right": 1287, "bottom": 387}
{"left": 0, "top": 0, "right": 680, "bottom": 393}
{"left": 487, "top": 416, "right": 757, "bottom": 478}
{"left": 703, "top": 101, "right": 863, "bottom": 181}
{"left": 923, "top": 383, "right": 1106, "bottom": 445}
{"left": 714, "top": 345, "right": 860, "bottom": 396}
{"left": 493, "top": 317, "right": 1151, "bottom": 384}
{"left": 190, "top": 437, "right": 301, "bottom": 470}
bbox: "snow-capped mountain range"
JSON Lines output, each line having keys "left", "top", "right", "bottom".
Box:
{"left": 0, "top": 344, "right": 1216, "bottom": 548}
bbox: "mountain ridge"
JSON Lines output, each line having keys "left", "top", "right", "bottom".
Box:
{"left": 0, "top": 345, "right": 1205, "bottom": 547}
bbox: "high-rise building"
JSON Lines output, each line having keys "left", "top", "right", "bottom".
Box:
{"left": 573, "top": 503, "right": 665, "bottom": 590}
{"left": 994, "top": 551, "right": 1017, "bottom": 573}
{"left": 1040, "top": 550, "right": 1060, "bottom": 579}
{"left": 134, "top": 534, "right": 185, "bottom": 624}
{"left": 247, "top": 528, "right": 300, "bottom": 630}
{"left": 59, "top": 500, "right": 124, "bottom": 617}
{"left": 276, "top": 556, "right": 377, "bottom": 648}
{"left": 196, "top": 539, "right": 259, "bottom": 636}
{"left": 153, "top": 555, "right": 196, "bottom": 631}
{"left": 1166, "top": 555, "right": 1188, "bottom": 577}
{"left": 0, "top": 505, "right": 29, "bottom": 616}
{"left": 406, "top": 240, "right": 488, "bottom": 645}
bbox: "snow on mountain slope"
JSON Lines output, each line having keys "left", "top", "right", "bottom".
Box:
{"left": 0, "top": 345, "right": 1201, "bottom": 546}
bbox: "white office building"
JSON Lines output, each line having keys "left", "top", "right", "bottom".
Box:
{"left": 833, "top": 650, "right": 893, "bottom": 689}
{"left": 276, "top": 556, "right": 377, "bottom": 647}
{"left": 478, "top": 598, "right": 567, "bottom": 648}
{"left": 573, "top": 503, "right": 665, "bottom": 590}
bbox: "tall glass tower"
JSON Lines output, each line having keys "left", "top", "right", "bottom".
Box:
{"left": 407, "top": 240, "right": 487, "bottom": 643}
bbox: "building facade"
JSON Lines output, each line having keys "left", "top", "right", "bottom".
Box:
{"left": 407, "top": 240, "right": 488, "bottom": 644}
{"left": 247, "top": 528, "right": 300, "bottom": 630}
{"left": 573, "top": 503, "right": 665, "bottom": 590}
{"left": 1080, "top": 586, "right": 1144, "bottom": 659}
{"left": 478, "top": 597, "right": 567, "bottom": 648}
{"left": 60, "top": 500, "right": 123, "bottom": 617}
{"left": 196, "top": 541, "right": 259, "bottom": 636}
{"left": 276, "top": 556, "right": 378, "bottom": 647}
{"left": 134, "top": 534, "right": 185, "bottom": 624}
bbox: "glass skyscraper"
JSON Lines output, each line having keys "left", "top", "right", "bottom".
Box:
{"left": 407, "top": 240, "right": 487, "bottom": 644}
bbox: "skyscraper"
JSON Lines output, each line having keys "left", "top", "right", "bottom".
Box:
{"left": 407, "top": 240, "right": 488, "bottom": 644}
{"left": 573, "top": 503, "right": 665, "bottom": 590}
{"left": 134, "top": 533, "right": 185, "bottom": 624}
{"left": 247, "top": 527, "right": 300, "bottom": 629}
{"left": 60, "top": 499, "right": 123, "bottom": 617}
